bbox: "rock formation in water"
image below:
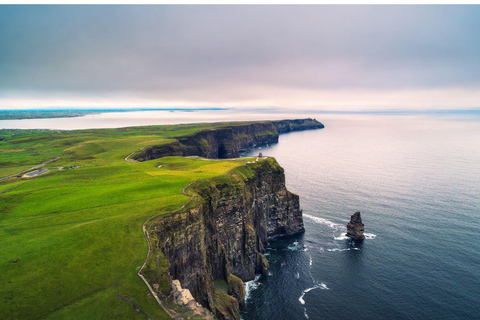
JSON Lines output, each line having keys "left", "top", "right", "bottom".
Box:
{"left": 144, "top": 158, "right": 304, "bottom": 320}
{"left": 346, "top": 211, "right": 365, "bottom": 240}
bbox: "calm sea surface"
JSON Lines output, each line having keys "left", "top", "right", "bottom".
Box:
{"left": 2, "top": 112, "right": 479, "bottom": 319}
{"left": 242, "top": 115, "right": 480, "bottom": 320}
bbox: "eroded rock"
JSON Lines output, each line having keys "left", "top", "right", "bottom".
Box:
{"left": 153, "top": 158, "right": 304, "bottom": 319}
{"left": 346, "top": 211, "right": 365, "bottom": 240}
{"left": 171, "top": 279, "right": 196, "bottom": 308}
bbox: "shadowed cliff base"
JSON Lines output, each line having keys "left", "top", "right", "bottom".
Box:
{"left": 133, "top": 119, "right": 324, "bottom": 161}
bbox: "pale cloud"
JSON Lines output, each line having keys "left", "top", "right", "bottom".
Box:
{"left": 1, "top": 5, "right": 480, "bottom": 110}
{"left": 4, "top": 86, "right": 480, "bottom": 111}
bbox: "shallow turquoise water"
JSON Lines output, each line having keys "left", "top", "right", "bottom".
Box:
{"left": 242, "top": 115, "right": 480, "bottom": 320}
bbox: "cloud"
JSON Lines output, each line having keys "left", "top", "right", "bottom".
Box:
{"left": 1, "top": 5, "right": 480, "bottom": 109}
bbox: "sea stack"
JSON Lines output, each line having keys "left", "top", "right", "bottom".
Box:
{"left": 346, "top": 211, "right": 365, "bottom": 240}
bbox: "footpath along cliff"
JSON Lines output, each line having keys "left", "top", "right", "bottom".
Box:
{"left": 138, "top": 119, "right": 323, "bottom": 319}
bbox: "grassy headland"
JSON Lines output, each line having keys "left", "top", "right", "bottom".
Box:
{"left": 0, "top": 119, "right": 322, "bottom": 319}
{"left": 0, "top": 123, "right": 257, "bottom": 320}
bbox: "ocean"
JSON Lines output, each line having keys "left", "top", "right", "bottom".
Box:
{"left": 242, "top": 114, "right": 480, "bottom": 320}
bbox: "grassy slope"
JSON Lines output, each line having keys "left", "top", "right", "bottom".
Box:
{"left": 0, "top": 124, "right": 254, "bottom": 320}
{"left": 0, "top": 140, "right": 52, "bottom": 177}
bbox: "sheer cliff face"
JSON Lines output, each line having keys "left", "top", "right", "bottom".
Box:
{"left": 152, "top": 158, "right": 304, "bottom": 319}
{"left": 135, "top": 123, "right": 278, "bottom": 161}
{"left": 133, "top": 119, "right": 324, "bottom": 161}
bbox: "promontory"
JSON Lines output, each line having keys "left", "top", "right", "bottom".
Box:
{"left": 0, "top": 118, "right": 323, "bottom": 320}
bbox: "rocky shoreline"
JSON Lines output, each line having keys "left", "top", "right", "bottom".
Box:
{"left": 137, "top": 119, "right": 323, "bottom": 319}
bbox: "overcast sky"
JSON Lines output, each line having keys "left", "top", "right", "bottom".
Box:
{"left": 1, "top": 5, "right": 480, "bottom": 110}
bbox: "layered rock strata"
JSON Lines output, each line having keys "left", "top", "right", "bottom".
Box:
{"left": 151, "top": 158, "right": 304, "bottom": 319}
{"left": 346, "top": 211, "right": 365, "bottom": 240}
{"left": 134, "top": 118, "right": 324, "bottom": 161}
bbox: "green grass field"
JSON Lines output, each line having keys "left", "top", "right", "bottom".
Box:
{"left": 0, "top": 124, "right": 254, "bottom": 320}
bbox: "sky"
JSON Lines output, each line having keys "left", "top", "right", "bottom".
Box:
{"left": 1, "top": 5, "right": 480, "bottom": 111}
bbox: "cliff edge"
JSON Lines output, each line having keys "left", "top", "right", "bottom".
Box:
{"left": 141, "top": 158, "right": 304, "bottom": 320}
{"left": 133, "top": 118, "right": 324, "bottom": 161}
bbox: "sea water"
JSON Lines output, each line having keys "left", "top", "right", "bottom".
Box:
{"left": 242, "top": 115, "right": 480, "bottom": 320}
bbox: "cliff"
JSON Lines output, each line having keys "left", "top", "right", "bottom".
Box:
{"left": 133, "top": 118, "right": 323, "bottom": 161}
{"left": 272, "top": 118, "right": 325, "bottom": 133}
{"left": 143, "top": 158, "right": 304, "bottom": 320}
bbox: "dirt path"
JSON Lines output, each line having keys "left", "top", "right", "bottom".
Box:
{"left": 0, "top": 140, "right": 60, "bottom": 181}
{"left": 125, "top": 146, "right": 148, "bottom": 163}
{"left": 136, "top": 178, "right": 200, "bottom": 319}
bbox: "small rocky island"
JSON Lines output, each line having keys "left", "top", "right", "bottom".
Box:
{"left": 346, "top": 211, "right": 365, "bottom": 240}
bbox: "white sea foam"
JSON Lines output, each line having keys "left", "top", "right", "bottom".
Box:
{"left": 295, "top": 272, "right": 300, "bottom": 279}
{"left": 336, "top": 233, "right": 377, "bottom": 240}
{"left": 309, "top": 256, "right": 313, "bottom": 266}
{"left": 304, "top": 214, "right": 343, "bottom": 229}
{"left": 327, "top": 247, "right": 361, "bottom": 252}
{"left": 304, "top": 308, "right": 309, "bottom": 319}
{"left": 299, "top": 294, "right": 306, "bottom": 305}
{"left": 365, "top": 233, "right": 377, "bottom": 239}
{"left": 287, "top": 241, "right": 301, "bottom": 251}
{"left": 304, "top": 214, "right": 348, "bottom": 241}
{"left": 244, "top": 274, "right": 261, "bottom": 301}
{"left": 304, "top": 213, "right": 377, "bottom": 241}
{"left": 299, "top": 283, "right": 329, "bottom": 305}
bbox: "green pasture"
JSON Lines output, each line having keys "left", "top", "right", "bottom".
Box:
{"left": 0, "top": 124, "right": 254, "bottom": 320}
{"left": 0, "top": 140, "right": 52, "bottom": 177}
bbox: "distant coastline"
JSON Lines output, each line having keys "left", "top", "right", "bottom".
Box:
{"left": 2, "top": 107, "right": 480, "bottom": 121}
{"left": 0, "top": 108, "right": 229, "bottom": 120}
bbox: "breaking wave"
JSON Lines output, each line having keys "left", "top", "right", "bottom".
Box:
{"left": 304, "top": 213, "right": 377, "bottom": 240}
{"left": 304, "top": 214, "right": 344, "bottom": 229}
{"left": 365, "top": 233, "right": 377, "bottom": 239}
{"left": 287, "top": 241, "right": 301, "bottom": 251}
{"left": 327, "top": 247, "right": 360, "bottom": 252}
{"left": 299, "top": 283, "right": 330, "bottom": 305}
{"left": 245, "top": 275, "right": 261, "bottom": 301}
